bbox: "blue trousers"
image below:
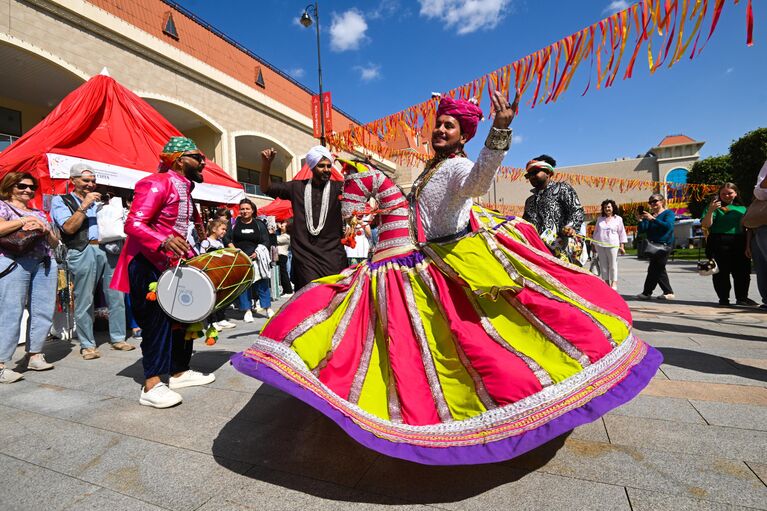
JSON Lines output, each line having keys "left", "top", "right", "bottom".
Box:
{"left": 67, "top": 244, "right": 126, "bottom": 348}
{"left": 128, "top": 255, "right": 192, "bottom": 379}
{"left": 0, "top": 255, "right": 57, "bottom": 363}
{"left": 236, "top": 278, "right": 271, "bottom": 310}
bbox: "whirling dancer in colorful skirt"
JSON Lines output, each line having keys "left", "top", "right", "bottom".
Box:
{"left": 231, "top": 91, "right": 662, "bottom": 465}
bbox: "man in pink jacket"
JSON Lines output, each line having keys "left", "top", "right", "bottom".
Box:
{"left": 112, "top": 137, "right": 215, "bottom": 408}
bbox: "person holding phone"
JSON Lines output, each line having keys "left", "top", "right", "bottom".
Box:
{"left": 701, "top": 183, "right": 755, "bottom": 306}
{"left": 636, "top": 194, "right": 675, "bottom": 300}
{"left": 51, "top": 164, "right": 132, "bottom": 360}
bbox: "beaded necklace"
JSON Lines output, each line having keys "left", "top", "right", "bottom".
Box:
{"left": 304, "top": 180, "right": 331, "bottom": 236}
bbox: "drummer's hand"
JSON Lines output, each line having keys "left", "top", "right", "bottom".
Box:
{"left": 163, "top": 235, "right": 190, "bottom": 257}
{"left": 250, "top": 252, "right": 258, "bottom": 260}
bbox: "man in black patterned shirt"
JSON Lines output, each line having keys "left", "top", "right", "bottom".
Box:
{"left": 522, "top": 154, "right": 585, "bottom": 262}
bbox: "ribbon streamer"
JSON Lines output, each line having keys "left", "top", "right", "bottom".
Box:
{"left": 328, "top": 0, "right": 754, "bottom": 167}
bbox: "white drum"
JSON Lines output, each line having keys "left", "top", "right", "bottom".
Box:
{"left": 156, "top": 266, "right": 217, "bottom": 323}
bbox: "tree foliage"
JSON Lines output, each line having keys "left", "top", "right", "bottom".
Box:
{"left": 729, "top": 128, "right": 767, "bottom": 204}
{"left": 687, "top": 155, "right": 732, "bottom": 218}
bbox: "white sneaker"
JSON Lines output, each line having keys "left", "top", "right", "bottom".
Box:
{"left": 139, "top": 382, "right": 182, "bottom": 408}
{"left": 217, "top": 320, "right": 236, "bottom": 329}
{"left": 254, "top": 306, "right": 266, "bottom": 315}
{"left": 657, "top": 293, "right": 675, "bottom": 300}
{"left": 243, "top": 310, "right": 254, "bottom": 323}
{"left": 266, "top": 308, "right": 275, "bottom": 319}
{"left": 0, "top": 367, "right": 24, "bottom": 384}
{"left": 168, "top": 369, "right": 215, "bottom": 390}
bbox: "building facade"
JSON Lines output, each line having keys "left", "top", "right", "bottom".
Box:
{"left": 0, "top": 0, "right": 408, "bottom": 205}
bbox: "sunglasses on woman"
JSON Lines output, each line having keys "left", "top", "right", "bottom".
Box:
{"left": 15, "top": 183, "right": 37, "bottom": 191}
{"left": 648, "top": 199, "right": 659, "bottom": 204}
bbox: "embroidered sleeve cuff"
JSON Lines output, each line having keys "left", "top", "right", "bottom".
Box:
{"left": 484, "top": 127, "right": 512, "bottom": 151}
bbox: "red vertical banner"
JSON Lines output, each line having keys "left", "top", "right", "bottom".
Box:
{"left": 311, "top": 94, "right": 321, "bottom": 138}
{"left": 322, "top": 91, "right": 333, "bottom": 133}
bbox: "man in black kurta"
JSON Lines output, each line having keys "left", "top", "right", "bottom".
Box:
{"left": 260, "top": 146, "right": 347, "bottom": 290}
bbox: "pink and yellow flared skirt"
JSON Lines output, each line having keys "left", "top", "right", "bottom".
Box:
{"left": 232, "top": 215, "right": 661, "bottom": 465}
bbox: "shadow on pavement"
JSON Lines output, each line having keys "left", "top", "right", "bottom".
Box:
{"left": 211, "top": 387, "right": 568, "bottom": 504}
{"left": 41, "top": 337, "right": 75, "bottom": 364}
{"left": 658, "top": 347, "right": 767, "bottom": 383}
{"left": 116, "top": 348, "right": 234, "bottom": 384}
{"left": 633, "top": 319, "right": 766, "bottom": 343}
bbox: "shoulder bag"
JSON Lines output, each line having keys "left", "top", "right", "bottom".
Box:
{"left": 0, "top": 201, "right": 45, "bottom": 256}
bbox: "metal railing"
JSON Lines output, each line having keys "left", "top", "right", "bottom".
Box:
{"left": 0, "top": 133, "right": 18, "bottom": 151}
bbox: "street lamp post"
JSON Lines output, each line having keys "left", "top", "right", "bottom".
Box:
{"left": 300, "top": 3, "right": 326, "bottom": 147}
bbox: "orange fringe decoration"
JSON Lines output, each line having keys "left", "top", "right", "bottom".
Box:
{"left": 327, "top": 0, "right": 755, "bottom": 167}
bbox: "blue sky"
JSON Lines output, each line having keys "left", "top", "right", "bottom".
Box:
{"left": 174, "top": 0, "right": 764, "bottom": 168}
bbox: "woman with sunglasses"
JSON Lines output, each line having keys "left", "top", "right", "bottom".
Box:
{"left": 0, "top": 172, "right": 60, "bottom": 383}
{"left": 636, "top": 194, "right": 675, "bottom": 300}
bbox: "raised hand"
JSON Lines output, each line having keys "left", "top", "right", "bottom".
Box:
{"left": 490, "top": 89, "right": 520, "bottom": 130}
{"left": 261, "top": 148, "right": 277, "bottom": 163}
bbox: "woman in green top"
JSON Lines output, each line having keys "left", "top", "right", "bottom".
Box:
{"left": 701, "top": 183, "right": 756, "bottom": 306}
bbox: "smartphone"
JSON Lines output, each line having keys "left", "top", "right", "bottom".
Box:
{"left": 637, "top": 205, "right": 645, "bottom": 215}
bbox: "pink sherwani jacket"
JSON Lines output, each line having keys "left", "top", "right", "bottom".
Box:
{"left": 111, "top": 171, "right": 197, "bottom": 293}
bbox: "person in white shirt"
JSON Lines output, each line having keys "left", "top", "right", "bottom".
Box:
{"left": 275, "top": 221, "right": 293, "bottom": 295}
{"left": 200, "top": 218, "right": 236, "bottom": 330}
{"left": 592, "top": 199, "right": 628, "bottom": 290}
{"left": 746, "top": 159, "right": 767, "bottom": 309}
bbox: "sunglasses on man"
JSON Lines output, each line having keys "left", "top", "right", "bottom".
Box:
{"left": 14, "top": 183, "right": 37, "bottom": 191}
{"left": 182, "top": 153, "right": 206, "bottom": 163}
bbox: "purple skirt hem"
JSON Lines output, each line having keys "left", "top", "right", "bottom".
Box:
{"left": 230, "top": 345, "right": 662, "bottom": 465}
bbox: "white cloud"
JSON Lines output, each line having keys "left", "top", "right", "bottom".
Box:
{"left": 603, "top": 1, "right": 630, "bottom": 14}
{"left": 725, "top": 67, "right": 734, "bottom": 74}
{"left": 512, "top": 134, "right": 524, "bottom": 145}
{"left": 330, "top": 10, "right": 369, "bottom": 52}
{"left": 369, "top": 0, "right": 400, "bottom": 20}
{"left": 418, "top": 0, "right": 512, "bottom": 35}
{"left": 355, "top": 63, "right": 382, "bottom": 82}
{"left": 288, "top": 67, "right": 305, "bottom": 79}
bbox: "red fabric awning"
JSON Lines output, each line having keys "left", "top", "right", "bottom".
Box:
{"left": 0, "top": 73, "right": 244, "bottom": 206}
{"left": 292, "top": 162, "right": 344, "bottom": 181}
{"left": 259, "top": 197, "right": 293, "bottom": 220}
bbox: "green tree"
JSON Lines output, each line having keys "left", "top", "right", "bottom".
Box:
{"left": 729, "top": 128, "right": 767, "bottom": 204}
{"left": 687, "top": 155, "right": 732, "bottom": 218}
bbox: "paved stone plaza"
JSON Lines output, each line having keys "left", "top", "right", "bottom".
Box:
{"left": 1, "top": 256, "right": 765, "bottom": 510}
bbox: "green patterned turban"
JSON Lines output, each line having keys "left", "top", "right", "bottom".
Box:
{"left": 160, "top": 137, "right": 198, "bottom": 169}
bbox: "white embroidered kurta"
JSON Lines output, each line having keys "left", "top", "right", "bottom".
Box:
{"left": 416, "top": 146, "right": 507, "bottom": 240}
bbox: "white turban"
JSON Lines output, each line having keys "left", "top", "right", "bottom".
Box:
{"left": 305, "top": 145, "right": 334, "bottom": 170}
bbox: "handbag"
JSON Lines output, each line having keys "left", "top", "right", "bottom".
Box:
{"left": 0, "top": 202, "right": 45, "bottom": 256}
{"left": 697, "top": 259, "right": 719, "bottom": 276}
{"left": 742, "top": 198, "right": 767, "bottom": 229}
{"left": 643, "top": 240, "right": 669, "bottom": 256}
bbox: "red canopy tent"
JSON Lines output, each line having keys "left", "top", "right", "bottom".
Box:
{"left": 258, "top": 197, "right": 293, "bottom": 220}
{"left": 292, "top": 162, "right": 344, "bottom": 181}
{"left": 0, "top": 72, "right": 244, "bottom": 207}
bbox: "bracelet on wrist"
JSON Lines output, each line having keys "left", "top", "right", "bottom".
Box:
{"left": 484, "top": 127, "right": 512, "bottom": 151}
